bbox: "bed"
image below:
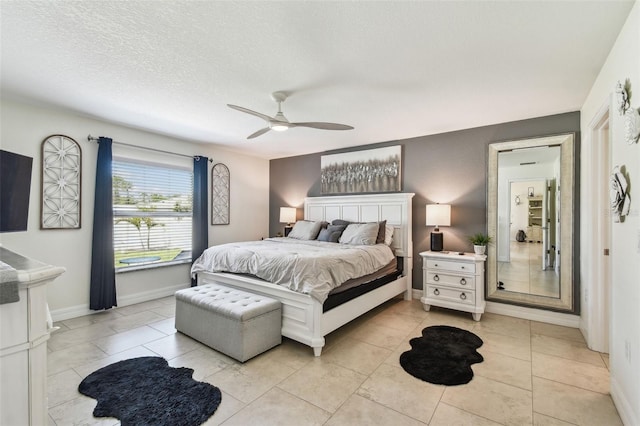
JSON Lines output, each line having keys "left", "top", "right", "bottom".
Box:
{"left": 192, "top": 192, "right": 414, "bottom": 356}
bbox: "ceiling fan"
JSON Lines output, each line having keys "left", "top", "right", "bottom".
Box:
{"left": 228, "top": 91, "right": 354, "bottom": 139}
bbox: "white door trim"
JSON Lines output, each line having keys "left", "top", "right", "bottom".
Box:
{"left": 582, "top": 96, "right": 611, "bottom": 353}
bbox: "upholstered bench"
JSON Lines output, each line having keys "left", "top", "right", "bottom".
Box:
{"left": 175, "top": 283, "right": 282, "bottom": 362}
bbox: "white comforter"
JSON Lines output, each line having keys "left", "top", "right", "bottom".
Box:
{"left": 190, "top": 238, "right": 395, "bottom": 303}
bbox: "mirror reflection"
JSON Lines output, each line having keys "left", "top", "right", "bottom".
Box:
{"left": 497, "top": 148, "right": 560, "bottom": 298}
{"left": 487, "top": 134, "right": 574, "bottom": 312}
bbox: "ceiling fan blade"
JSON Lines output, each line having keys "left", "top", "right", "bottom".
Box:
{"left": 247, "top": 127, "right": 271, "bottom": 139}
{"left": 291, "top": 122, "right": 354, "bottom": 131}
{"left": 227, "top": 104, "right": 272, "bottom": 122}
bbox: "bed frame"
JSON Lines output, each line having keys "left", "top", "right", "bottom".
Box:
{"left": 196, "top": 192, "right": 415, "bottom": 356}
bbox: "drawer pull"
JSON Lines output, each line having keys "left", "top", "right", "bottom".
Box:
{"left": 460, "top": 293, "right": 467, "bottom": 300}
{"left": 434, "top": 263, "right": 438, "bottom": 267}
{"left": 460, "top": 278, "right": 467, "bottom": 285}
{"left": 433, "top": 274, "right": 440, "bottom": 282}
{"left": 461, "top": 266, "right": 465, "bottom": 269}
{"left": 434, "top": 288, "right": 440, "bottom": 296}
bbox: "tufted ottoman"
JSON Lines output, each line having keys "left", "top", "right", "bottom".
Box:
{"left": 175, "top": 283, "right": 282, "bottom": 362}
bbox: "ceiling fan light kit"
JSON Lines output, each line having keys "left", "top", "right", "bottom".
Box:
{"left": 270, "top": 123, "right": 289, "bottom": 132}
{"left": 228, "top": 92, "right": 354, "bottom": 139}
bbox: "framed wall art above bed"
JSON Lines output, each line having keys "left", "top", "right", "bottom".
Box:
{"left": 320, "top": 145, "right": 401, "bottom": 194}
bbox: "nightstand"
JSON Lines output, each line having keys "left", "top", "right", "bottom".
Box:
{"left": 419, "top": 251, "right": 487, "bottom": 321}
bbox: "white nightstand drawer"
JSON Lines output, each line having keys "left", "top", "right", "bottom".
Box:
{"left": 425, "top": 271, "right": 475, "bottom": 289}
{"left": 425, "top": 285, "right": 475, "bottom": 306}
{"left": 425, "top": 259, "right": 476, "bottom": 274}
{"left": 420, "top": 251, "right": 486, "bottom": 321}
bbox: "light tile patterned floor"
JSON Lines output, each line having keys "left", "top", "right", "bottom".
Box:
{"left": 47, "top": 297, "right": 620, "bottom": 425}
{"left": 498, "top": 242, "right": 559, "bottom": 297}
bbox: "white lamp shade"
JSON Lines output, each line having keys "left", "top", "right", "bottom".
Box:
{"left": 279, "top": 207, "right": 297, "bottom": 224}
{"left": 426, "top": 204, "right": 451, "bottom": 227}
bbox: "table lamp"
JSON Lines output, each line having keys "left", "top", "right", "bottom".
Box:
{"left": 279, "top": 207, "right": 297, "bottom": 236}
{"left": 426, "top": 204, "right": 451, "bottom": 252}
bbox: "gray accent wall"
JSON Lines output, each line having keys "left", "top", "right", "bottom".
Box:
{"left": 270, "top": 112, "right": 580, "bottom": 296}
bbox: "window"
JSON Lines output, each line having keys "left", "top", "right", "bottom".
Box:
{"left": 112, "top": 158, "right": 192, "bottom": 270}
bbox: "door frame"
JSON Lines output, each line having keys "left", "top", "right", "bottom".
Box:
{"left": 582, "top": 98, "right": 612, "bottom": 353}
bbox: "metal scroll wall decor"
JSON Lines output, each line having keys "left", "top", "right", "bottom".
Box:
{"left": 211, "top": 163, "right": 230, "bottom": 225}
{"left": 41, "top": 134, "right": 82, "bottom": 229}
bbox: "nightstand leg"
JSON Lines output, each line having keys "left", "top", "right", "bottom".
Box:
{"left": 422, "top": 304, "right": 431, "bottom": 312}
{"left": 472, "top": 313, "right": 482, "bottom": 321}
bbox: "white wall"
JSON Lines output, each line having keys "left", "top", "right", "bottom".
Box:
{"left": 510, "top": 180, "right": 545, "bottom": 240}
{"left": 497, "top": 163, "right": 554, "bottom": 261}
{"left": 580, "top": 2, "right": 639, "bottom": 424}
{"left": 0, "top": 98, "right": 269, "bottom": 320}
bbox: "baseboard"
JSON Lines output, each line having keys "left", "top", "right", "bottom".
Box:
{"left": 411, "top": 290, "right": 579, "bottom": 327}
{"left": 485, "top": 301, "right": 581, "bottom": 328}
{"left": 117, "top": 283, "right": 188, "bottom": 307}
{"left": 611, "top": 376, "right": 639, "bottom": 426}
{"left": 50, "top": 304, "right": 94, "bottom": 322}
{"left": 50, "top": 282, "right": 188, "bottom": 322}
{"left": 412, "top": 288, "right": 422, "bottom": 300}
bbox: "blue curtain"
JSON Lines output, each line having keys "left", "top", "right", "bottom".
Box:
{"left": 192, "top": 156, "right": 209, "bottom": 286}
{"left": 89, "top": 137, "right": 117, "bottom": 310}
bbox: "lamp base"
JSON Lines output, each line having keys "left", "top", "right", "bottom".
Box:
{"left": 430, "top": 231, "right": 443, "bottom": 252}
{"left": 284, "top": 226, "right": 293, "bottom": 237}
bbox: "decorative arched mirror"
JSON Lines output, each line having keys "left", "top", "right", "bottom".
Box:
{"left": 487, "top": 133, "right": 575, "bottom": 312}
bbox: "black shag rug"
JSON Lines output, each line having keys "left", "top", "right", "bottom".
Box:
{"left": 79, "top": 356, "right": 222, "bottom": 426}
{"left": 400, "top": 325, "right": 484, "bottom": 386}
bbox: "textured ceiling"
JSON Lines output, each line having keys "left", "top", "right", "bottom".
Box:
{"left": 0, "top": 1, "right": 634, "bottom": 160}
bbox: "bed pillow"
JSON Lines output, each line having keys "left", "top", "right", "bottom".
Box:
{"left": 339, "top": 222, "right": 379, "bottom": 245}
{"left": 317, "top": 224, "right": 347, "bottom": 243}
{"left": 288, "top": 220, "right": 323, "bottom": 240}
{"left": 384, "top": 224, "right": 394, "bottom": 245}
{"left": 332, "top": 219, "right": 386, "bottom": 243}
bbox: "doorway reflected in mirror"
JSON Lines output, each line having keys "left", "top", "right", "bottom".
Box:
{"left": 497, "top": 173, "right": 560, "bottom": 298}
{"left": 487, "top": 133, "right": 575, "bottom": 312}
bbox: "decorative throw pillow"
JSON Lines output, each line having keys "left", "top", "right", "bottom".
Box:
{"left": 376, "top": 219, "right": 387, "bottom": 244}
{"left": 317, "top": 225, "right": 347, "bottom": 243}
{"left": 339, "top": 222, "right": 379, "bottom": 245}
{"left": 288, "top": 220, "right": 323, "bottom": 240}
{"left": 384, "top": 224, "right": 394, "bottom": 246}
{"left": 332, "top": 219, "right": 386, "bottom": 243}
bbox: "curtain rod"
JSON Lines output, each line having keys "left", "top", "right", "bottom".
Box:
{"left": 87, "top": 135, "right": 213, "bottom": 162}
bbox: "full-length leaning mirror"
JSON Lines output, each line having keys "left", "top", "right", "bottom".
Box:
{"left": 487, "top": 133, "right": 575, "bottom": 311}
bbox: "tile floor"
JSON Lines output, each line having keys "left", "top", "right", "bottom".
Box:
{"left": 497, "top": 242, "right": 559, "bottom": 297}
{"left": 47, "top": 296, "right": 621, "bottom": 426}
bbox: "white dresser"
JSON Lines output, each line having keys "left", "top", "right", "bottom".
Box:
{"left": 419, "top": 251, "right": 486, "bottom": 321}
{"left": 0, "top": 247, "right": 65, "bottom": 426}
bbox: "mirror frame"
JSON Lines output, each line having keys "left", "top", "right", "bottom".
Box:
{"left": 487, "top": 133, "right": 575, "bottom": 311}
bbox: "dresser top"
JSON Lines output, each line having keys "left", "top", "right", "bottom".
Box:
{"left": 419, "top": 250, "right": 486, "bottom": 261}
{"left": 0, "top": 246, "right": 65, "bottom": 284}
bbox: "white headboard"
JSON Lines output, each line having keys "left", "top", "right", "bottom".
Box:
{"left": 304, "top": 193, "right": 415, "bottom": 258}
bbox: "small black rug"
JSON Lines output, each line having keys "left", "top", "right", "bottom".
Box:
{"left": 400, "top": 325, "right": 483, "bottom": 386}
{"left": 79, "top": 356, "right": 222, "bottom": 426}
